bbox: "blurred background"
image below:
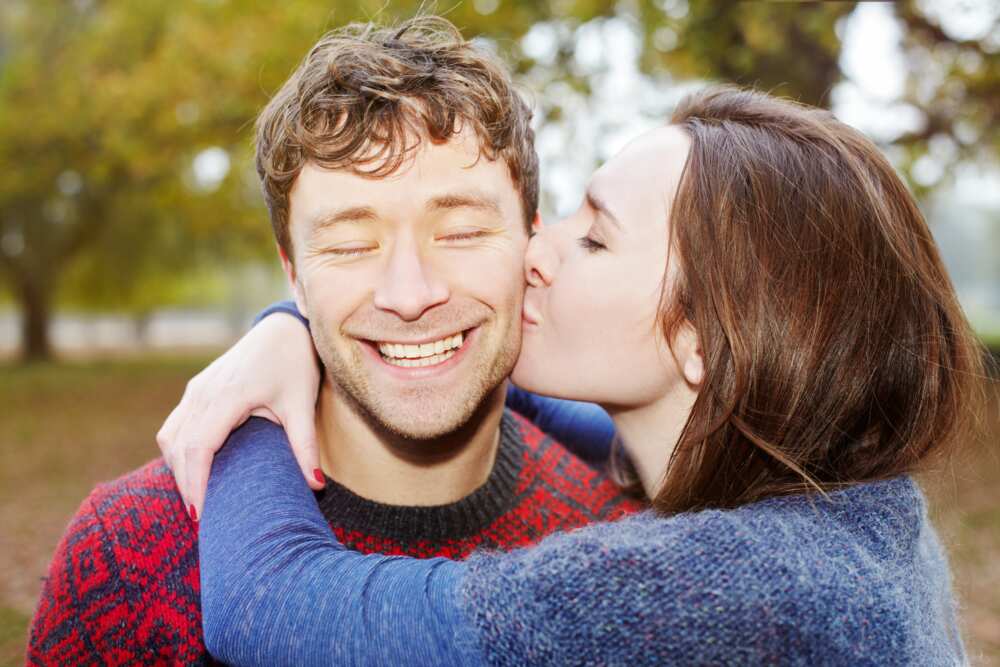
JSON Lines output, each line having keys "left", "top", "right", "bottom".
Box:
{"left": 0, "top": 0, "right": 997, "bottom": 663}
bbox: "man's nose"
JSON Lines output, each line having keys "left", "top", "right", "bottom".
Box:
{"left": 373, "top": 238, "right": 450, "bottom": 321}
{"left": 524, "top": 224, "right": 559, "bottom": 288}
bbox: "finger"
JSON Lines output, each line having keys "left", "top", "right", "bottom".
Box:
{"left": 171, "top": 447, "right": 192, "bottom": 520}
{"left": 157, "top": 398, "right": 190, "bottom": 464}
{"left": 281, "top": 405, "right": 323, "bottom": 490}
{"left": 184, "top": 444, "right": 216, "bottom": 523}
{"left": 174, "top": 398, "right": 250, "bottom": 516}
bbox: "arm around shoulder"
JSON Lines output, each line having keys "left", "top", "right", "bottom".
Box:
{"left": 199, "top": 418, "right": 486, "bottom": 666}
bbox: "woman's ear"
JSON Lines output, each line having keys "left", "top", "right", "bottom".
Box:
{"left": 683, "top": 352, "right": 704, "bottom": 387}
{"left": 676, "top": 323, "right": 704, "bottom": 387}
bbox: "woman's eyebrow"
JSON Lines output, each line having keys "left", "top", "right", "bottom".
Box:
{"left": 586, "top": 189, "right": 624, "bottom": 231}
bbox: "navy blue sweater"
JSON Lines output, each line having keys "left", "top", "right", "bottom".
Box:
{"left": 200, "top": 417, "right": 965, "bottom": 666}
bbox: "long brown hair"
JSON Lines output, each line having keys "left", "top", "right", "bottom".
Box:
{"left": 652, "top": 85, "right": 986, "bottom": 514}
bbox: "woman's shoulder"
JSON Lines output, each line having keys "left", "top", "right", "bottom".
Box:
{"left": 460, "top": 476, "right": 957, "bottom": 665}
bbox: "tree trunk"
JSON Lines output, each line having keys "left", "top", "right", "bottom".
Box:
{"left": 17, "top": 277, "right": 54, "bottom": 363}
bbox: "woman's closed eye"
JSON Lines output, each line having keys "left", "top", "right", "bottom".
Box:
{"left": 578, "top": 235, "right": 607, "bottom": 253}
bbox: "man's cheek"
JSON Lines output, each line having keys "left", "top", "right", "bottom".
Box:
{"left": 451, "top": 250, "right": 522, "bottom": 290}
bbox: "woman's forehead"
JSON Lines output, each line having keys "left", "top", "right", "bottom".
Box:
{"left": 590, "top": 126, "right": 691, "bottom": 229}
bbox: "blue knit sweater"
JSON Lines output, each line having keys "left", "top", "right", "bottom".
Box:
{"left": 200, "top": 420, "right": 966, "bottom": 666}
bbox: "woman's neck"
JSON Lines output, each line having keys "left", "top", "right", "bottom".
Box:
{"left": 606, "top": 384, "right": 698, "bottom": 498}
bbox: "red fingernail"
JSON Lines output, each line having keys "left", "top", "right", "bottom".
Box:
{"left": 313, "top": 468, "right": 325, "bottom": 485}
{"left": 189, "top": 504, "right": 198, "bottom": 522}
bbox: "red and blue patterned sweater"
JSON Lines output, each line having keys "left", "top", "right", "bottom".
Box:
{"left": 28, "top": 410, "right": 641, "bottom": 666}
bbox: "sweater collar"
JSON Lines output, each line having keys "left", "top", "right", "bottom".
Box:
{"left": 314, "top": 409, "right": 525, "bottom": 543}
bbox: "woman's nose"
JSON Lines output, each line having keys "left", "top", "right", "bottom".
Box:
{"left": 524, "top": 224, "right": 559, "bottom": 288}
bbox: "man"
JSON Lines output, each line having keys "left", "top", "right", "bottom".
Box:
{"left": 28, "top": 17, "right": 639, "bottom": 665}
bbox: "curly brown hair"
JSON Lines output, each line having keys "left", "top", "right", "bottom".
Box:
{"left": 254, "top": 16, "right": 539, "bottom": 259}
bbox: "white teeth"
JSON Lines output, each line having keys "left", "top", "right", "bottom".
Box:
{"left": 377, "top": 331, "right": 465, "bottom": 361}
{"left": 382, "top": 348, "right": 457, "bottom": 368}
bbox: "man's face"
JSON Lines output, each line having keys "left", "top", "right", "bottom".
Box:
{"left": 285, "top": 126, "right": 529, "bottom": 440}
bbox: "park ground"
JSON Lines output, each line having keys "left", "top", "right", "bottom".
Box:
{"left": 0, "top": 356, "right": 998, "bottom": 665}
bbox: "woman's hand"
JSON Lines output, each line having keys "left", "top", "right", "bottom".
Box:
{"left": 157, "top": 312, "right": 323, "bottom": 521}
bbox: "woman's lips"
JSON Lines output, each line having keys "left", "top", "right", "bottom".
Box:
{"left": 521, "top": 305, "right": 541, "bottom": 326}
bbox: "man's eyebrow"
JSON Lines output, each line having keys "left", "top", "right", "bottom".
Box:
{"left": 586, "top": 188, "right": 623, "bottom": 231}
{"left": 309, "top": 205, "right": 379, "bottom": 232}
{"left": 427, "top": 191, "right": 503, "bottom": 217}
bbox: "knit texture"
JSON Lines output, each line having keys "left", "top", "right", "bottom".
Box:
{"left": 316, "top": 409, "right": 637, "bottom": 559}
{"left": 461, "top": 476, "right": 967, "bottom": 666}
{"left": 198, "top": 414, "right": 967, "bottom": 666}
{"left": 27, "top": 410, "right": 640, "bottom": 666}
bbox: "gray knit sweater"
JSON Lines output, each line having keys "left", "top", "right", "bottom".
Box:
{"left": 201, "top": 422, "right": 967, "bottom": 666}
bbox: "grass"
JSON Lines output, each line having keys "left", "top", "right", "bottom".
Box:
{"left": 0, "top": 356, "right": 998, "bottom": 665}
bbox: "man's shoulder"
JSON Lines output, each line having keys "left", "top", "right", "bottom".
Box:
{"left": 29, "top": 458, "right": 206, "bottom": 665}
{"left": 56, "top": 455, "right": 197, "bottom": 581}
{"left": 506, "top": 411, "right": 645, "bottom": 519}
{"left": 85, "top": 457, "right": 190, "bottom": 530}
{"left": 90, "top": 456, "right": 180, "bottom": 498}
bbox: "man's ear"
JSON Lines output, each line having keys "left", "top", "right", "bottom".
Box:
{"left": 278, "top": 243, "right": 309, "bottom": 319}
{"left": 531, "top": 211, "right": 543, "bottom": 235}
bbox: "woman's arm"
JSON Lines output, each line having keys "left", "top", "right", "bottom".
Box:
{"left": 157, "top": 302, "right": 324, "bottom": 521}
{"left": 198, "top": 422, "right": 763, "bottom": 665}
{"left": 198, "top": 417, "right": 831, "bottom": 665}
{"left": 199, "top": 418, "right": 485, "bottom": 666}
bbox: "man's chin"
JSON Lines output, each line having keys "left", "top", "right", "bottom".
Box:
{"left": 368, "top": 404, "right": 480, "bottom": 442}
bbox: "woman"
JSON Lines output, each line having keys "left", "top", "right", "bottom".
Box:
{"left": 173, "top": 86, "right": 983, "bottom": 664}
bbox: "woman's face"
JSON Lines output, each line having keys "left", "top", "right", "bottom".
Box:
{"left": 512, "top": 125, "right": 693, "bottom": 407}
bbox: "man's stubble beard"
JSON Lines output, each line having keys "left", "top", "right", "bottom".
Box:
{"left": 310, "top": 316, "right": 521, "bottom": 442}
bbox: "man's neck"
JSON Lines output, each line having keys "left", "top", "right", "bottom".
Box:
{"left": 315, "top": 380, "right": 507, "bottom": 506}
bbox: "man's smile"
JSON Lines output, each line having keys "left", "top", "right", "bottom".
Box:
{"left": 355, "top": 327, "right": 479, "bottom": 375}
{"left": 376, "top": 330, "right": 466, "bottom": 367}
